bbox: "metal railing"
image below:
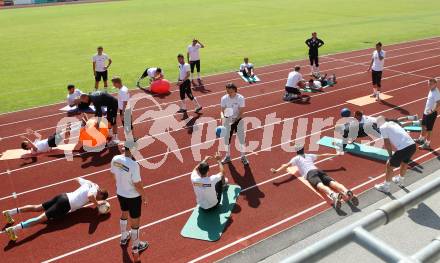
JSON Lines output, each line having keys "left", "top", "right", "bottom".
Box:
{"left": 281, "top": 176, "right": 440, "bottom": 263}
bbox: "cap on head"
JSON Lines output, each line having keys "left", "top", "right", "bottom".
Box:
{"left": 197, "top": 161, "right": 210, "bottom": 175}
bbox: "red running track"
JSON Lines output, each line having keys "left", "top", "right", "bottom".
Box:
{"left": 0, "top": 37, "right": 440, "bottom": 263}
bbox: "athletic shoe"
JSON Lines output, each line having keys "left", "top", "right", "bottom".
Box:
{"left": 419, "top": 143, "right": 431, "bottom": 150}
{"left": 376, "top": 94, "right": 380, "bottom": 101}
{"left": 330, "top": 193, "right": 342, "bottom": 209}
{"left": 191, "top": 80, "right": 198, "bottom": 87}
{"left": 2, "top": 211, "right": 14, "bottom": 224}
{"left": 177, "top": 108, "right": 187, "bottom": 113}
{"left": 195, "top": 107, "right": 203, "bottom": 114}
{"left": 414, "top": 138, "right": 425, "bottom": 144}
{"left": 370, "top": 93, "right": 376, "bottom": 98}
{"left": 375, "top": 182, "right": 390, "bottom": 193}
{"left": 132, "top": 241, "right": 149, "bottom": 255}
{"left": 241, "top": 156, "right": 249, "bottom": 165}
{"left": 120, "top": 232, "right": 131, "bottom": 246}
{"left": 197, "top": 78, "right": 203, "bottom": 86}
{"left": 5, "top": 226, "right": 17, "bottom": 241}
{"left": 221, "top": 156, "right": 231, "bottom": 164}
{"left": 392, "top": 176, "right": 405, "bottom": 186}
{"left": 346, "top": 190, "right": 359, "bottom": 207}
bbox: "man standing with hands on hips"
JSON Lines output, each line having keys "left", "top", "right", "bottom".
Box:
{"left": 92, "top": 46, "right": 112, "bottom": 90}
{"left": 367, "top": 42, "right": 386, "bottom": 101}
{"left": 187, "top": 38, "right": 205, "bottom": 87}
{"left": 305, "top": 32, "right": 324, "bottom": 77}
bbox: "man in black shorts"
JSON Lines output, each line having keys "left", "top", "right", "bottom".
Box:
{"left": 271, "top": 147, "right": 358, "bottom": 209}
{"left": 176, "top": 54, "right": 202, "bottom": 114}
{"left": 92, "top": 46, "right": 112, "bottom": 90}
{"left": 80, "top": 92, "right": 119, "bottom": 145}
{"left": 367, "top": 42, "right": 386, "bottom": 101}
{"left": 2, "top": 178, "right": 108, "bottom": 241}
{"left": 187, "top": 39, "right": 205, "bottom": 87}
{"left": 305, "top": 32, "right": 324, "bottom": 77}
{"left": 375, "top": 116, "right": 417, "bottom": 192}
{"left": 111, "top": 140, "right": 148, "bottom": 259}
{"left": 415, "top": 78, "right": 440, "bottom": 149}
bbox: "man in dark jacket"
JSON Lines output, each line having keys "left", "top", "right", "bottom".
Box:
{"left": 305, "top": 32, "right": 324, "bottom": 77}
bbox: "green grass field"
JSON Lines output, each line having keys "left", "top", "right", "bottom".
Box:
{"left": 1, "top": 0, "right": 440, "bottom": 113}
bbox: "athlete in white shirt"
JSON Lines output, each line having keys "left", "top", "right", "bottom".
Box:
{"left": 66, "top": 84, "right": 95, "bottom": 115}
{"left": 2, "top": 178, "right": 108, "bottom": 241}
{"left": 367, "top": 42, "right": 386, "bottom": 101}
{"left": 271, "top": 147, "right": 358, "bottom": 209}
{"left": 110, "top": 140, "right": 148, "bottom": 258}
{"left": 375, "top": 116, "right": 417, "bottom": 193}
{"left": 284, "top": 66, "right": 305, "bottom": 100}
{"left": 239, "top": 57, "right": 256, "bottom": 83}
{"left": 92, "top": 46, "right": 112, "bottom": 90}
{"left": 220, "top": 83, "right": 249, "bottom": 165}
{"left": 415, "top": 79, "right": 440, "bottom": 149}
{"left": 20, "top": 125, "right": 73, "bottom": 156}
{"left": 111, "top": 76, "right": 132, "bottom": 131}
{"left": 191, "top": 152, "right": 227, "bottom": 210}
{"left": 136, "top": 67, "right": 164, "bottom": 90}
{"left": 187, "top": 39, "right": 205, "bottom": 87}
{"left": 177, "top": 53, "right": 202, "bottom": 114}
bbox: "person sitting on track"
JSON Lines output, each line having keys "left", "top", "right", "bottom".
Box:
{"left": 2, "top": 178, "right": 108, "bottom": 241}
{"left": 306, "top": 79, "right": 324, "bottom": 91}
{"left": 136, "top": 67, "right": 164, "bottom": 90}
{"left": 79, "top": 92, "right": 119, "bottom": 146}
{"left": 66, "top": 84, "right": 95, "bottom": 116}
{"left": 270, "top": 146, "right": 358, "bottom": 209}
{"left": 20, "top": 124, "right": 74, "bottom": 156}
{"left": 191, "top": 152, "right": 228, "bottom": 211}
{"left": 239, "top": 57, "right": 256, "bottom": 83}
{"left": 284, "top": 65, "right": 305, "bottom": 101}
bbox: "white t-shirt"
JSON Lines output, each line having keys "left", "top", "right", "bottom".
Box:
{"left": 312, "top": 80, "right": 322, "bottom": 89}
{"left": 191, "top": 170, "right": 222, "bottom": 209}
{"left": 111, "top": 155, "right": 142, "bottom": 198}
{"left": 92, "top": 53, "right": 110, "bottom": 72}
{"left": 424, "top": 88, "right": 440, "bottom": 114}
{"left": 187, "top": 43, "right": 202, "bottom": 61}
{"left": 240, "top": 63, "right": 254, "bottom": 71}
{"left": 286, "top": 71, "right": 303, "bottom": 88}
{"left": 290, "top": 154, "right": 318, "bottom": 178}
{"left": 34, "top": 139, "right": 51, "bottom": 153}
{"left": 220, "top": 94, "right": 245, "bottom": 119}
{"left": 380, "top": 121, "right": 414, "bottom": 150}
{"left": 147, "top": 67, "right": 158, "bottom": 78}
{"left": 179, "top": 63, "right": 191, "bottom": 81}
{"left": 361, "top": 115, "right": 378, "bottom": 124}
{"left": 371, "top": 50, "right": 386, "bottom": 71}
{"left": 67, "top": 89, "right": 83, "bottom": 106}
{"left": 118, "top": 86, "right": 130, "bottom": 110}
{"left": 66, "top": 178, "right": 98, "bottom": 212}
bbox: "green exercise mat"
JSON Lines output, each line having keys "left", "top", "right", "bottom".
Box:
{"left": 181, "top": 185, "right": 241, "bottom": 241}
{"left": 403, "top": 125, "right": 422, "bottom": 132}
{"left": 318, "top": 136, "right": 389, "bottom": 161}
{"left": 237, "top": 72, "right": 260, "bottom": 83}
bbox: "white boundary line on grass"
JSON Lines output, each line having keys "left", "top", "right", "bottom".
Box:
{"left": 1, "top": 36, "right": 438, "bottom": 119}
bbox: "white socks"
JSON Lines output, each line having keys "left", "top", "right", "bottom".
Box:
{"left": 131, "top": 228, "right": 140, "bottom": 248}
{"left": 192, "top": 97, "right": 201, "bottom": 108}
{"left": 197, "top": 72, "right": 201, "bottom": 79}
{"left": 120, "top": 219, "right": 128, "bottom": 237}
{"left": 7, "top": 208, "right": 19, "bottom": 216}
{"left": 180, "top": 100, "right": 187, "bottom": 110}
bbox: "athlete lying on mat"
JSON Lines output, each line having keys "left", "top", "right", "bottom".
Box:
{"left": 2, "top": 178, "right": 108, "bottom": 241}
{"left": 20, "top": 123, "right": 74, "bottom": 156}
{"left": 306, "top": 73, "right": 337, "bottom": 91}
{"left": 191, "top": 152, "right": 228, "bottom": 211}
{"left": 270, "top": 147, "right": 359, "bottom": 209}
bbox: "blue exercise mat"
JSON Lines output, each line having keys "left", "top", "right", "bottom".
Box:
{"left": 318, "top": 136, "right": 389, "bottom": 161}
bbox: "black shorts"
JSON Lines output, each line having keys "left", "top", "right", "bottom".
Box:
{"left": 371, "top": 70, "right": 382, "bottom": 87}
{"left": 106, "top": 106, "right": 118, "bottom": 126}
{"left": 47, "top": 133, "right": 63, "bottom": 148}
{"left": 117, "top": 195, "right": 142, "bottom": 218}
{"left": 42, "top": 194, "right": 71, "bottom": 220}
{"left": 95, "top": 70, "right": 108, "bottom": 82}
{"left": 226, "top": 118, "right": 242, "bottom": 144}
{"left": 179, "top": 79, "right": 194, "bottom": 100}
{"left": 389, "top": 143, "right": 416, "bottom": 167}
{"left": 306, "top": 169, "right": 334, "bottom": 188}
{"left": 189, "top": 60, "right": 201, "bottom": 73}
{"left": 285, "top": 86, "right": 301, "bottom": 95}
{"left": 422, "top": 111, "right": 437, "bottom": 131}
{"left": 309, "top": 54, "right": 319, "bottom": 67}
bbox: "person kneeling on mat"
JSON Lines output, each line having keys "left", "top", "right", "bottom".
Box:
{"left": 2, "top": 178, "right": 108, "bottom": 241}
{"left": 270, "top": 146, "right": 358, "bottom": 209}
{"left": 284, "top": 65, "right": 304, "bottom": 101}
{"left": 240, "top": 57, "right": 256, "bottom": 83}
{"left": 191, "top": 152, "right": 228, "bottom": 211}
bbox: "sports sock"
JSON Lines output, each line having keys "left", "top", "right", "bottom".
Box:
{"left": 120, "top": 219, "right": 128, "bottom": 236}
{"left": 310, "top": 65, "right": 314, "bottom": 74}
{"left": 179, "top": 100, "right": 187, "bottom": 110}
{"left": 239, "top": 144, "right": 246, "bottom": 157}
{"left": 131, "top": 228, "right": 140, "bottom": 248}
{"left": 197, "top": 72, "right": 201, "bottom": 79}
{"left": 190, "top": 73, "right": 194, "bottom": 80}
{"left": 7, "top": 208, "right": 19, "bottom": 216}
{"left": 225, "top": 144, "right": 231, "bottom": 157}
{"left": 192, "top": 97, "right": 201, "bottom": 108}
{"left": 316, "top": 67, "right": 320, "bottom": 74}
{"left": 13, "top": 224, "right": 23, "bottom": 232}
